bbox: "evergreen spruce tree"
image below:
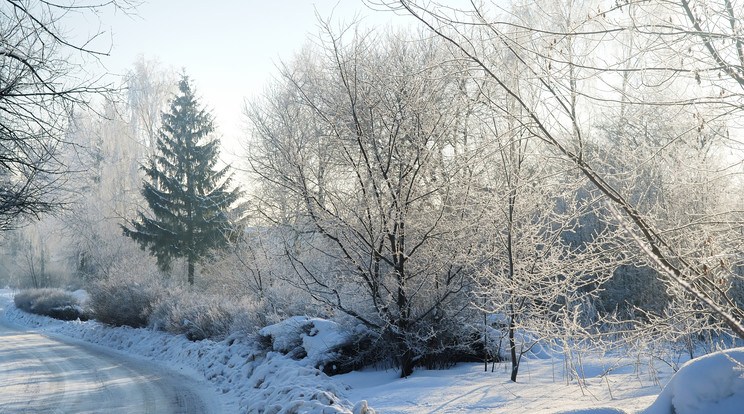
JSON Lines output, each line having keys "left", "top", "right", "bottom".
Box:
{"left": 123, "top": 74, "right": 241, "bottom": 285}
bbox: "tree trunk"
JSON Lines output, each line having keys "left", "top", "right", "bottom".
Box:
{"left": 509, "top": 315, "right": 519, "bottom": 382}
{"left": 400, "top": 348, "right": 415, "bottom": 378}
{"left": 392, "top": 223, "right": 412, "bottom": 378}
{"left": 484, "top": 312, "right": 488, "bottom": 372}
{"left": 187, "top": 258, "right": 194, "bottom": 286}
{"left": 507, "top": 170, "right": 519, "bottom": 382}
{"left": 396, "top": 297, "right": 415, "bottom": 378}
{"left": 393, "top": 324, "right": 415, "bottom": 378}
{"left": 39, "top": 242, "right": 46, "bottom": 286}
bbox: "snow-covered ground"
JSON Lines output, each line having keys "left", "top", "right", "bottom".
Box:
{"left": 0, "top": 290, "right": 364, "bottom": 413}
{"left": 3, "top": 288, "right": 743, "bottom": 414}
{"left": 341, "top": 343, "right": 744, "bottom": 414}
{"left": 340, "top": 354, "right": 662, "bottom": 413}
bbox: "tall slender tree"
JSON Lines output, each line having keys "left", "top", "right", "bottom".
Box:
{"left": 123, "top": 74, "right": 241, "bottom": 285}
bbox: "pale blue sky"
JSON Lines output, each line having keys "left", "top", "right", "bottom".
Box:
{"left": 87, "top": 1, "right": 412, "bottom": 155}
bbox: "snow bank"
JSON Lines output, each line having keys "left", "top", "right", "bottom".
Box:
{"left": 641, "top": 348, "right": 744, "bottom": 414}
{"left": 258, "top": 316, "right": 353, "bottom": 370}
{"left": 243, "top": 352, "right": 351, "bottom": 413}
{"left": 1, "top": 291, "right": 374, "bottom": 413}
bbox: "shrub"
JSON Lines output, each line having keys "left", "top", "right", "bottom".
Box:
{"left": 320, "top": 325, "right": 383, "bottom": 375}
{"left": 88, "top": 277, "right": 163, "bottom": 328}
{"left": 87, "top": 270, "right": 254, "bottom": 341}
{"left": 14, "top": 288, "right": 88, "bottom": 321}
{"left": 229, "top": 297, "right": 282, "bottom": 334}
{"left": 150, "top": 291, "right": 235, "bottom": 341}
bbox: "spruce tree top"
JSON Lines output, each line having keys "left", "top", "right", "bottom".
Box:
{"left": 122, "top": 74, "right": 241, "bottom": 284}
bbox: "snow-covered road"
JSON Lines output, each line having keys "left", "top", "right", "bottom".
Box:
{"left": 0, "top": 317, "right": 220, "bottom": 413}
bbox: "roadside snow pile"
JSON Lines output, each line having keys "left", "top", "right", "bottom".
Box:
{"left": 2, "top": 293, "right": 375, "bottom": 414}
{"left": 641, "top": 348, "right": 744, "bottom": 414}
{"left": 243, "top": 352, "right": 358, "bottom": 413}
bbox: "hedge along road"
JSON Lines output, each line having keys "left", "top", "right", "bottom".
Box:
{"left": 0, "top": 315, "right": 221, "bottom": 413}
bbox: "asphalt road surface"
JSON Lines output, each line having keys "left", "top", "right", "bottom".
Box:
{"left": 0, "top": 318, "right": 220, "bottom": 413}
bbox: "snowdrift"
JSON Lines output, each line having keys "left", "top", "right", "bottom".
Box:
{"left": 556, "top": 348, "right": 744, "bottom": 414}
{"left": 641, "top": 348, "right": 744, "bottom": 414}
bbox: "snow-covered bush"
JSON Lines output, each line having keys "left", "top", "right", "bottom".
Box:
{"left": 197, "top": 228, "right": 320, "bottom": 326}
{"left": 258, "top": 316, "right": 380, "bottom": 375}
{"left": 87, "top": 268, "right": 271, "bottom": 341}
{"left": 13, "top": 288, "right": 88, "bottom": 321}
{"left": 228, "top": 296, "right": 284, "bottom": 333}
{"left": 88, "top": 276, "right": 164, "bottom": 328}
{"left": 150, "top": 290, "right": 236, "bottom": 341}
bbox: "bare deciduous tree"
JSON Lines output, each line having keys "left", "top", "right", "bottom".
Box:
{"left": 0, "top": 0, "right": 136, "bottom": 230}
{"left": 246, "top": 27, "right": 488, "bottom": 377}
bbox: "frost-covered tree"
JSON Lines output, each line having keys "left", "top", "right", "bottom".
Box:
{"left": 467, "top": 54, "right": 620, "bottom": 381}
{"left": 123, "top": 75, "right": 241, "bottom": 285}
{"left": 381, "top": 0, "right": 744, "bottom": 341}
{"left": 59, "top": 98, "right": 142, "bottom": 280}
{"left": 247, "top": 28, "right": 484, "bottom": 377}
{"left": 127, "top": 57, "right": 177, "bottom": 160}
{"left": 0, "top": 0, "right": 135, "bottom": 230}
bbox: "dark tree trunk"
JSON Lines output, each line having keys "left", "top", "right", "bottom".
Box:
{"left": 187, "top": 259, "right": 194, "bottom": 286}
{"left": 509, "top": 315, "right": 519, "bottom": 382}
{"left": 400, "top": 347, "right": 415, "bottom": 378}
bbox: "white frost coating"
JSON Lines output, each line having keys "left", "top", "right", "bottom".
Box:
{"left": 71, "top": 289, "right": 90, "bottom": 304}
{"left": 641, "top": 348, "right": 744, "bottom": 414}
{"left": 259, "top": 315, "right": 352, "bottom": 367}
